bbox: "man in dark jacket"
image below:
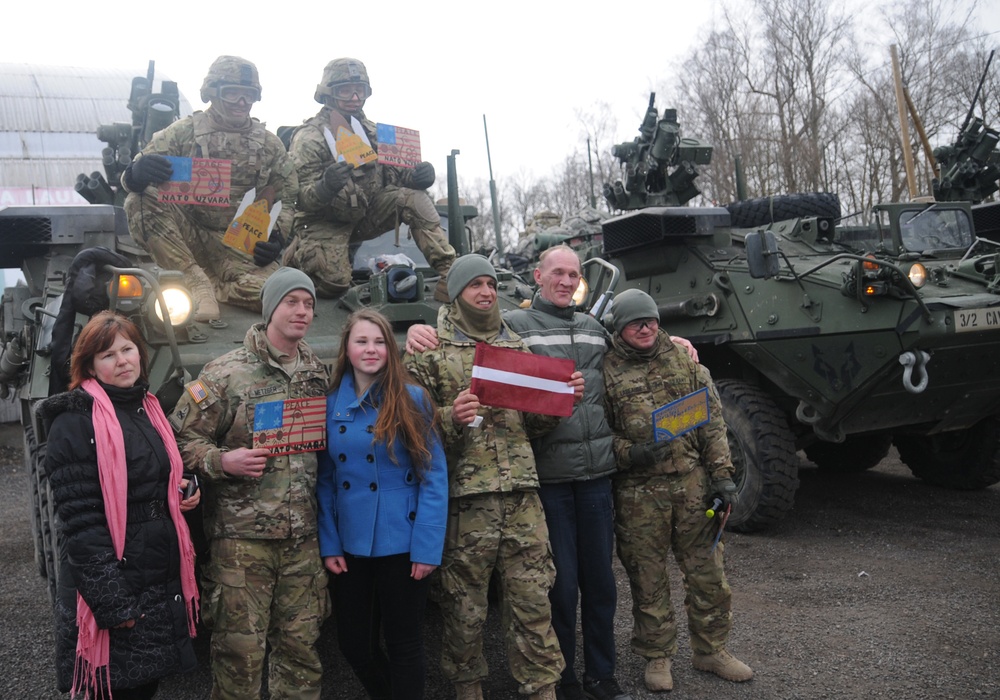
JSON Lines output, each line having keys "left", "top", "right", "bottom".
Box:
{"left": 407, "top": 245, "right": 629, "bottom": 700}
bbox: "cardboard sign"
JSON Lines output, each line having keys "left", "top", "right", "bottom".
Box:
{"left": 157, "top": 157, "right": 232, "bottom": 207}
{"left": 223, "top": 187, "right": 281, "bottom": 255}
{"left": 252, "top": 396, "right": 327, "bottom": 456}
{"left": 652, "top": 388, "right": 710, "bottom": 442}
{"left": 376, "top": 123, "right": 421, "bottom": 169}
{"left": 334, "top": 125, "right": 377, "bottom": 168}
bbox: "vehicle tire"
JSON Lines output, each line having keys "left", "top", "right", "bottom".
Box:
{"left": 894, "top": 417, "right": 1000, "bottom": 489}
{"left": 716, "top": 380, "right": 800, "bottom": 532}
{"left": 726, "top": 192, "right": 841, "bottom": 229}
{"left": 804, "top": 433, "right": 894, "bottom": 474}
{"left": 24, "top": 424, "right": 46, "bottom": 579}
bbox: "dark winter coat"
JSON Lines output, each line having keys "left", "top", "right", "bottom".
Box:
{"left": 38, "top": 383, "right": 196, "bottom": 693}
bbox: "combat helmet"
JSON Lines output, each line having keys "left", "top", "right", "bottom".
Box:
{"left": 315, "top": 58, "right": 371, "bottom": 104}
{"left": 200, "top": 55, "right": 262, "bottom": 103}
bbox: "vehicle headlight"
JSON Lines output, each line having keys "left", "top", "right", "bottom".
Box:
{"left": 908, "top": 263, "right": 928, "bottom": 289}
{"left": 572, "top": 277, "right": 590, "bottom": 306}
{"left": 154, "top": 287, "right": 193, "bottom": 326}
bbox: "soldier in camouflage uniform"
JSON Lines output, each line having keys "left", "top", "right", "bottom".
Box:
{"left": 602, "top": 289, "right": 753, "bottom": 693}
{"left": 404, "top": 255, "right": 581, "bottom": 700}
{"left": 170, "top": 268, "right": 330, "bottom": 699}
{"left": 122, "top": 56, "right": 296, "bottom": 322}
{"left": 285, "top": 58, "right": 455, "bottom": 300}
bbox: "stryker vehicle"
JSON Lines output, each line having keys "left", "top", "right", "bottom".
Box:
{"left": 581, "top": 94, "right": 1000, "bottom": 532}
{"left": 5, "top": 65, "right": 529, "bottom": 602}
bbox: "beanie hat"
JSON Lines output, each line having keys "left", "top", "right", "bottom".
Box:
{"left": 261, "top": 267, "right": 316, "bottom": 324}
{"left": 609, "top": 289, "right": 660, "bottom": 334}
{"left": 446, "top": 254, "right": 497, "bottom": 302}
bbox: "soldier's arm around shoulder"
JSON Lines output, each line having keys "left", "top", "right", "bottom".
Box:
{"left": 169, "top": 373, "right": 234, "bottom": 481}
{"left": 404, "top": 350, "right": 465, "bottom": 447}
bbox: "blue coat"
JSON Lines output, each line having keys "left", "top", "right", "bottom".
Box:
{"left": 317, "top": 374, "right": 448, "bottom": 565}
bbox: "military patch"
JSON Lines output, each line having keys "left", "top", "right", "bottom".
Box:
{"left": 188, "top": 381, "right": 210, "bottom": 403}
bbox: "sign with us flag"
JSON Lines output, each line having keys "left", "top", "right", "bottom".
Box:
{"left": 157, "top": 156, "right": 232, "bottom": 207}
{"left": 252, "top": 396, "right": 327, "bottom": 455}
{"left": 652, "top": 388, "right": 710, "bottom": 442}
{"left": 376, "top": 123, "right": 421, "bottom": 169}
{"left": 469, "top": 343, "right": 575, "bottom": 417}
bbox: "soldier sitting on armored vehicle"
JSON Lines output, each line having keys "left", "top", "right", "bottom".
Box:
{"left": 284, "top": 58, "right": 456, "bottom": 301}
{"left": 121, "top": 55, "right": 296, "bottom": 323}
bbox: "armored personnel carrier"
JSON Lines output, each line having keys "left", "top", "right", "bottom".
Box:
{"left": 582, "top": 94, "right": 1000, "bottom": 532}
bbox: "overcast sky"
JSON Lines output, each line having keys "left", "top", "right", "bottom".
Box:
{"left": 7, "top": 0, "right": 1000, "bottom": 191}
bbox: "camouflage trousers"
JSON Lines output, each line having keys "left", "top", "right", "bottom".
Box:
{"left": 124, "top": 190, "right": 278, "bottom": 310}
{"left": 285, "top": 185, "right": 455, "bottom": 298}
{"left": 439, "top": 490, "right": 564, "bottom": 694}
{"left": 613, "top": 467, "right": 733, "bottom": 659}
{"left": 201, "top": 535, "right": 330, "bottom": 700}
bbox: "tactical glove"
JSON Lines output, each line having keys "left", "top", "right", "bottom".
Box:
{"left": 410, "top": 161, "right": 435, "bottom": 190}
{"left": 253, "top": 229, "right": 284, "bottom": 267}
{"left": 124, "top": 154, "right": 173, "bottom": 191}
{"left": 315, "top": 161, "right": 354, "bottom": 201}
{"left": 711, "top": 477, "right": 740, "bottom": 512}
{"left": 628, "top": 440, "right": 671, "bottom": 468}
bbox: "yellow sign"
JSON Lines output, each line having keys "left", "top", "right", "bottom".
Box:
{"left": 652, "top": 388, "right": 710, "bottom": 442}
{"left": 223, "top": 199, "right": 271, "bottom": 253}
{"left": 335, "top": 125, "right": 377, "bottom": 168}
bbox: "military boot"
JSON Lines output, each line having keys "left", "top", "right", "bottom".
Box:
{"left": 433, "top": 264, "right": 451, "bottom": 303}
{"left": 185, "top": 267, "right": 220, "bottom": 322}
{"left": 528, "top": 684, "right": 558, "bottom": 700}
{"left": 691, "top": 649, "right": 754, "bottom": 682}
{"left": 455, "top": 681, "right": 484, "bottom": 700}
{"left": 644, "top": 657, "right": 673, "bottom": 692}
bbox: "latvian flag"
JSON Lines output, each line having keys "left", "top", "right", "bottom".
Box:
{"left": 470, "top": 342, "right": 576, "bottom": 417}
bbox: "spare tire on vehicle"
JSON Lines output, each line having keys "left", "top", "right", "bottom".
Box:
{"left": 727, "top": 193, "right": 841, "bottom": 229}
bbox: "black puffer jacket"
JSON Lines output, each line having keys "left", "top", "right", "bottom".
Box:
{"left": 39, "top": 383, "right": 196, "bottom": 692}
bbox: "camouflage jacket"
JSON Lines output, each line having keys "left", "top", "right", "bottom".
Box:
{"left": 603, "top": 329, "right": 733, "bottom": 482}
{"left": 170, "top": 323, "right": 330, "bottom": 540}
{"left": 404, "top": 305, "right": 557, "bottom": 499}
{"left": 290, "top": 106, "right": 418, "bottom": 227}
{"left": 126, "top": 110, "right": 297, "bottom": 235}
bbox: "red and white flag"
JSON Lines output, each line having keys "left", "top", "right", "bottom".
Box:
{"left": 470, "top": 343, "right": 575, "bottom": 417}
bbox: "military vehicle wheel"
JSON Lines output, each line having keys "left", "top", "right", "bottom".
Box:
{"left": 894, "top": 418, "right": 1000, "bottom": 490}
{"left": 24, "top": 425, "right": 47, "bottom": 579}
{"left": 716, "top": 380, "right": 800, "bottom": 532}
{"left": 804, "top": 433, "right": 894, "bottom": 473}
{"left": 727, "top": 193, "right": 841, "bottom": 229}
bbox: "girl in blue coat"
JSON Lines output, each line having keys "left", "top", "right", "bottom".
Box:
{"left": 318, "top": 308, "right": 448, "bottom": 700}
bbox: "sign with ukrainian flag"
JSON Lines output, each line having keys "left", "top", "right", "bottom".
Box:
{"left": 652, "top": 388, "right": 710, "bottom": 442}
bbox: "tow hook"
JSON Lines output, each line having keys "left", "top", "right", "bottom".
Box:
{"left": 899, "top": 350, "right": 931, "bottom": 393}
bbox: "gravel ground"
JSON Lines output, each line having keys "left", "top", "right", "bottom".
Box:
{"left": 2, "top": 420, "right": 998, "bottom": 699}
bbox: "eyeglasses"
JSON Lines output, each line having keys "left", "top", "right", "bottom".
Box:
{"left": 332, "top": 83, "right": 372, "bottom": 100}
{"left": 218, "top": 85, "right": 261, "bottom": 104}
{"left": 624, "top": 318, "right": 658, "bottom": 332}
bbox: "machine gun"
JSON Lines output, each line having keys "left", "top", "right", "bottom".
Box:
{"left": 603, "top": 93, "right": 714, "bottom": 210}
{"left": 75, "top": 60, "right": 180, "bottom": 206}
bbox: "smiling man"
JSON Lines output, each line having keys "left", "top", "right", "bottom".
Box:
{"left": 171, "top": 268, "right": 331, "bottom": 700}
{"left": 121, "top": 55, "right": 296, "bottom": 322}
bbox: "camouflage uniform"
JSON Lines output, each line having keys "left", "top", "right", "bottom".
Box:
{"left": 123, "top": 110, "right": 297, "bottom": 310}
{"left": 602, "top": 329, "right": 735, "bottom": 660}
{"left": 286, "top": 105, "right": 455, "bottom": 298}
{"left": 170, "top": 324, "right": 330, "bottom": 699}
{"left": 404, "top": 305, "right": 565, "bottom": 694}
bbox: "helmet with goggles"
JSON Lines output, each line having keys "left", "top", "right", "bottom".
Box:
{"left": 314, "top": 58, "right": 371, "bottom": 104}
{"left": 200, "top": 55, "right": 262, "bottom": 104}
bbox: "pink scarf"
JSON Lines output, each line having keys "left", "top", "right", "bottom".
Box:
{"left": 73, "top": 379, "right": 199, "bottom": 699}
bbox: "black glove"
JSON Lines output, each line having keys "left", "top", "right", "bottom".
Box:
{"left": 711, "top": 477, "right": 740, "bottom": 512}
{"left": 628, "top": 440, "right": 671, "bottom": 468}
{"left": 253, "top": 229, "right": 284, "bottom": 267}
{"left": 316, "top": 161, "right": 354, "bottom": 200}
{"left": 124, "top": 154, "right": 173, "bottom": 191}
{"left": 410, "top": 161, "right": 435, "bottom": 190}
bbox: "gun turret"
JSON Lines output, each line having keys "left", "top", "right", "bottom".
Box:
{"left": 604, "top": 94, "right": 713, "bottom": 210}
{"left": 932, "top": 117, "right": 1000, "bottom": 204}
{"left": 82, "top": 60, "right": 180, "bottom": 206}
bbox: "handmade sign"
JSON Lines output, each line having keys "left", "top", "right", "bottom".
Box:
{"left": 252, "top": 396, "right": 327, "bottom": 455}
{"left": 157, "top": 156, "right": 232, "bottom": 207}
{"left": 376, "top": 123, "right": 421, "bottom": 168}
{"left": 652, "top": 387, "right": 710, "bottom": 442}
{"left": 223, "top": 187, "right": 281, "bottom": 255}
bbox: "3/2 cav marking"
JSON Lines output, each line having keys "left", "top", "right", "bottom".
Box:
{"left": 954, "top": 306, "right": 1000, "bottom": 333}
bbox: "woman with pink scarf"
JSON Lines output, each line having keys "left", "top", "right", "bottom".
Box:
{"left": 38, "top": 311, "right": 199, "bottom": 699}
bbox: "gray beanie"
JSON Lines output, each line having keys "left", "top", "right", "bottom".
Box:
{"left": 446, "top": 254, "right": 497, "bottom": 302}
{"left": 610, "top": 289, "right": 660, "bottom": 334}
{"left": 261, "top": 267, "right": 316, "bottom": 323}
